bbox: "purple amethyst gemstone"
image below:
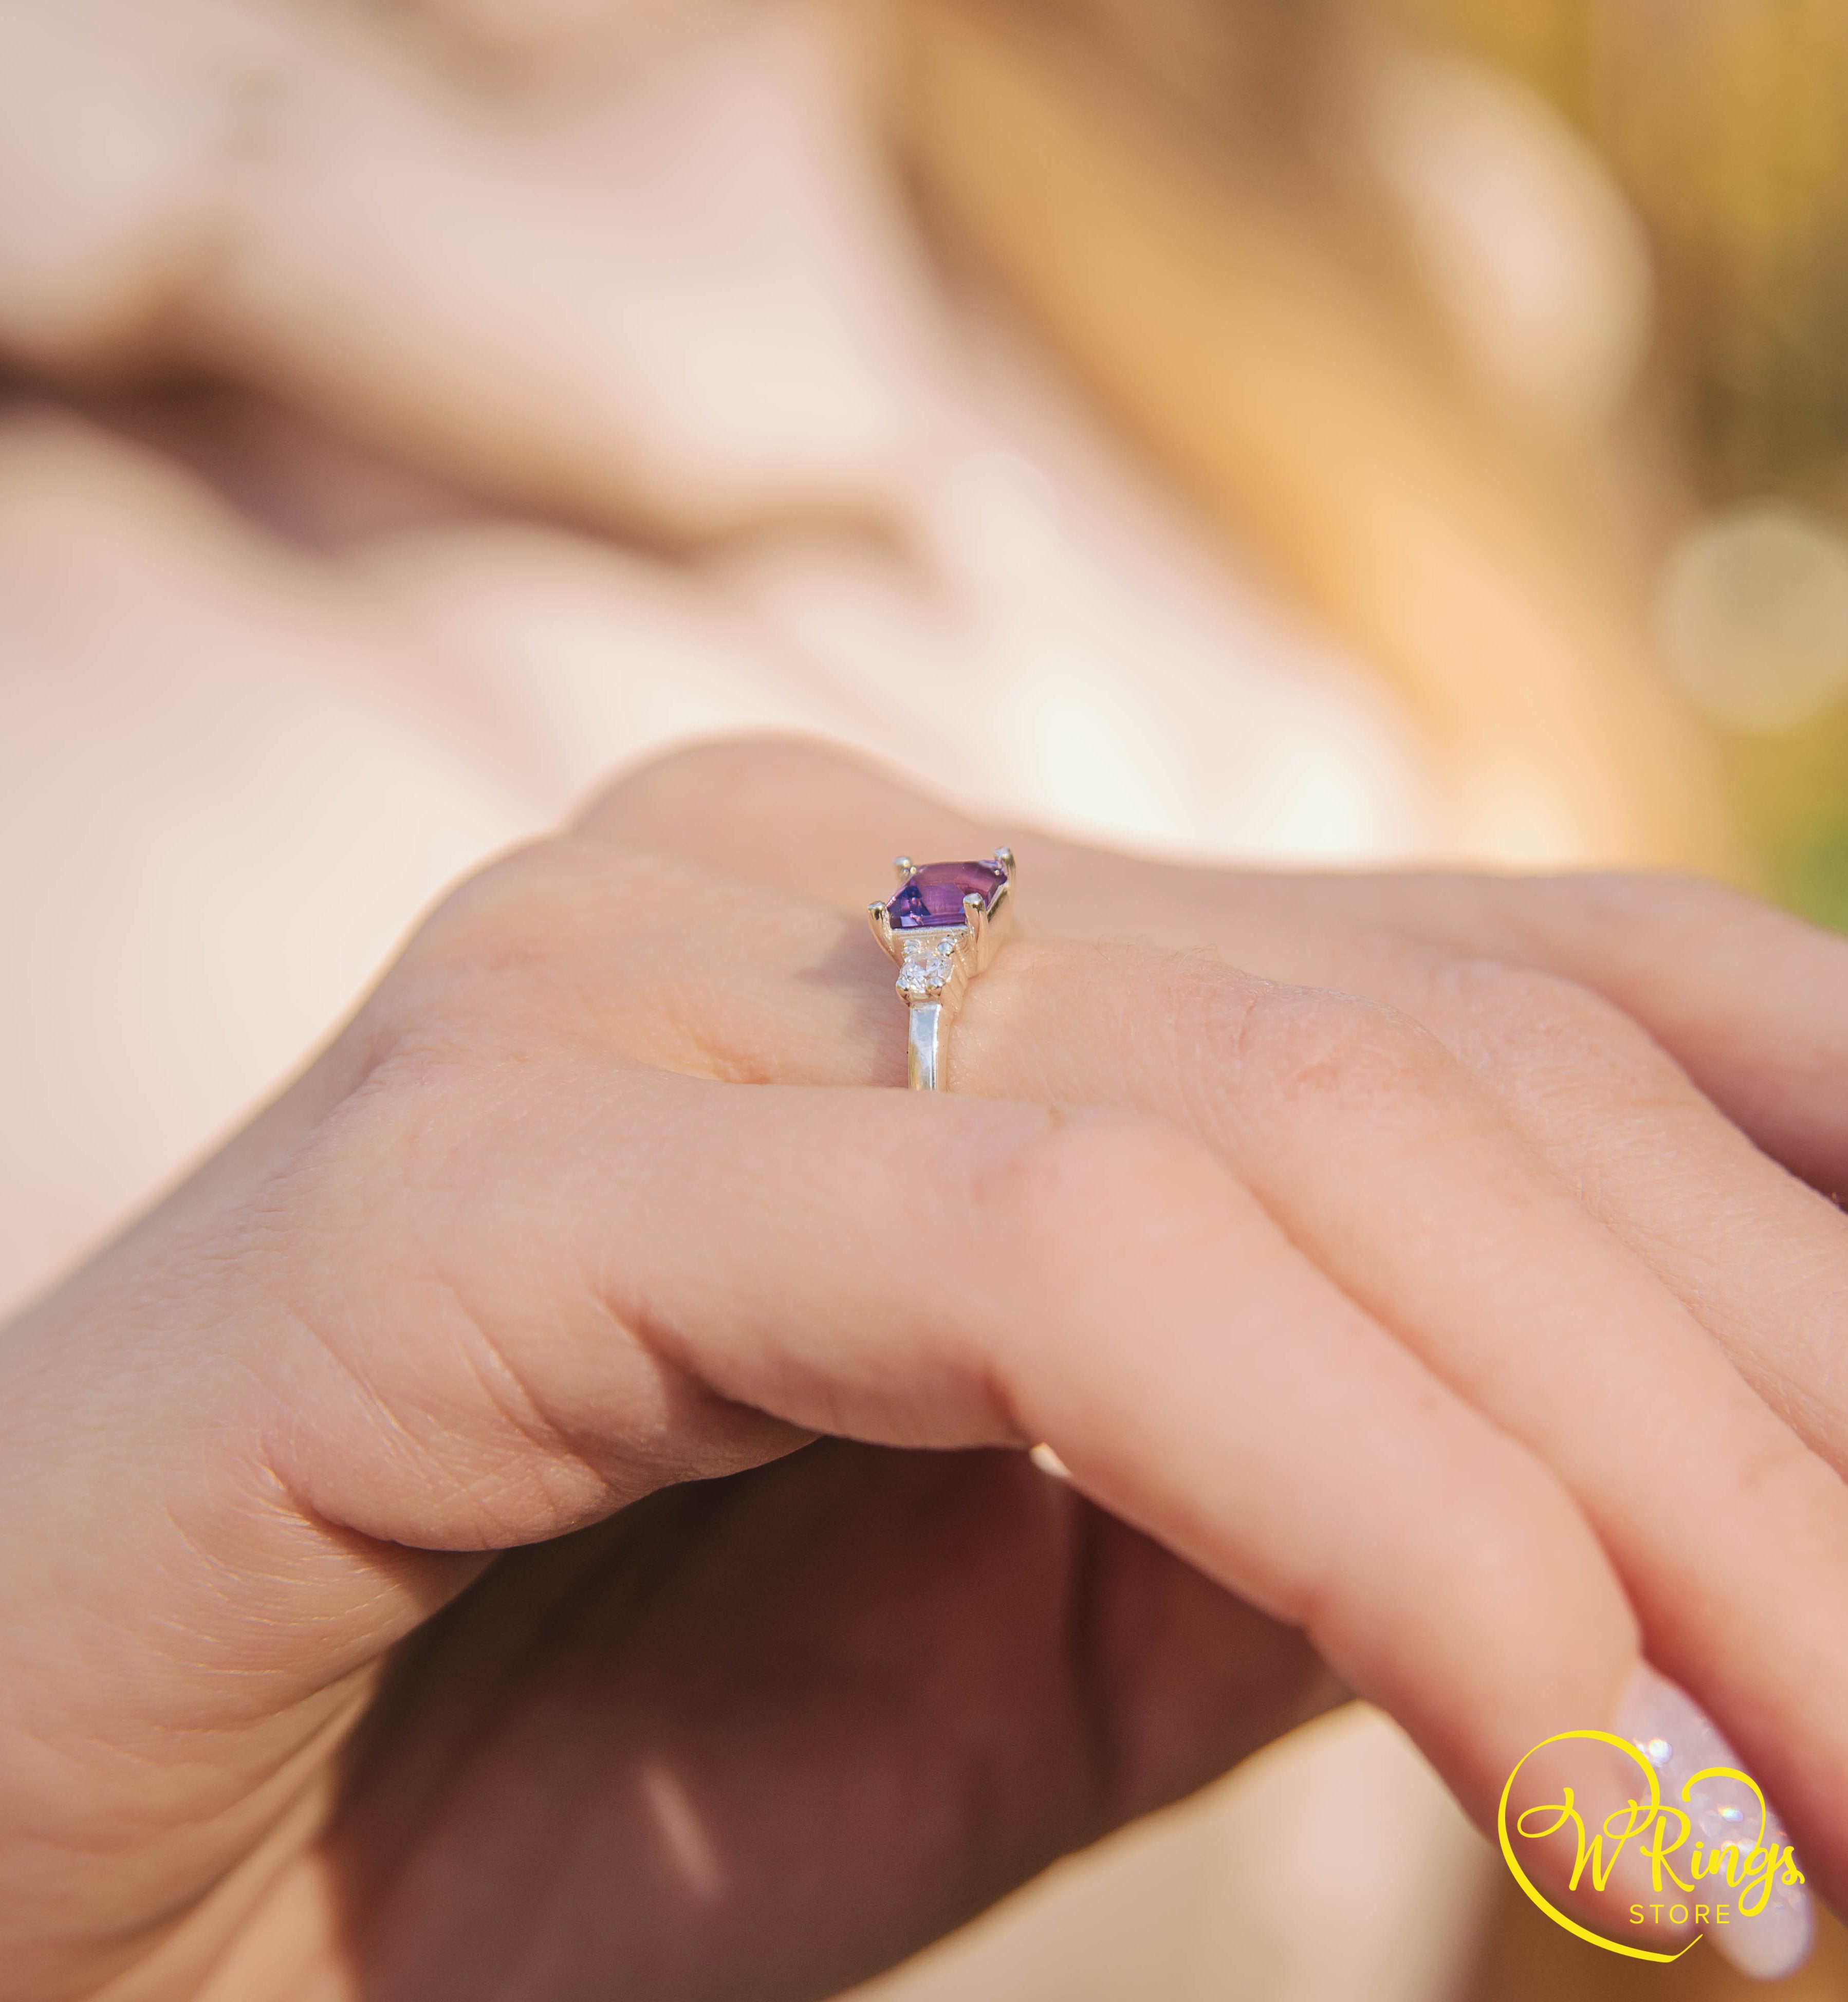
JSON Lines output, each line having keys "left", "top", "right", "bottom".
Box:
{"left": 889, "top": 859, "right": 1007, "bottom": 930}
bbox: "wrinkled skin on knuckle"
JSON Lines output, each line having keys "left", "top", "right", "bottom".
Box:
{"left": 240, "top": 1046, "right": 788, "bottom": 1552}
{"left": 1229, "top": 981, "right": 1464, "bottom": 1130}
{"left": 228, "top": 1047, "right": 581, "bottom": 1545}
{"left": 359, "top": 837, "right": 643, "bottom": 1062}
{"left": 363, "top": 830, "right": 864, "bottom": 1085}
{"left": 230, "top": 832, "right": 857, "bottom": 1550}
{"left": 1127, "top": 947, "right": 1258, "bottom": 1085}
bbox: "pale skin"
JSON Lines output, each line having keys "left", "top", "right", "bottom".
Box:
{"left": 9, "top": 735, "right": 1848, "bottom": 1999}
{"left": 6, "top": 4, "right": 1848, "bottom": 1994}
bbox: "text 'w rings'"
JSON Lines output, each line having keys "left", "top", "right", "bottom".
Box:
{"left": 868, "top": 851, "right": 1016, "bottom": 1091}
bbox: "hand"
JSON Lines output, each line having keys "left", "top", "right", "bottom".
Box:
{"left": 7, "top": 736, "right": 1848, "bottom": 2001}
{"left": 0, "top": 0, "right": 939, "bottom": 543}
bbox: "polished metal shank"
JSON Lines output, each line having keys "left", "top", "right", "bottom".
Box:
{"left": 867, "top": 848, "right": 1015, "bottom": 1092}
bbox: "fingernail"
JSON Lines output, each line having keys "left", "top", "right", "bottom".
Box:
{"left": 1615, "top": 1666, "right": 1814, "bottom": 1981}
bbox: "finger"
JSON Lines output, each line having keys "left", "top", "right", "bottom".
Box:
{"left": 586, "top": 742, "right": 1848, "bottom": 1197}
{"left": 6, "top": 1025, "right": 1647, "bottom": 1975}
{"left": 1118, "top": 921, "right": 1848, "bottom": 1543}
{"left": 7, "top": 1100, "right": 1618, "bottom": 1984}
{"left": 265, "top": 1058, "right": 1640, "bottom": 1833}
{"left": 1296, "top": 870, "right": 1848, "bottom": 1199}
{"left": 102, "top": 831, "right": 1640, "bottom": 1817}
{"left": 1, "top": 831, "right": 1693, "bottom": 1987}
{"left": 984, "top": 959, "right": 1848, "bottom": 1917}
{"left": 545, "top": 845, "right": 1848, "bottom": 1922}
{"left": 1059, "top": 851, "right": 1848, "bottom": 1202}
{"left": 1275, "top": 950, "right": 1848, "bottom": 1471}
{"left": 587, "top": 739, "right": 1848, "bottom": 1478}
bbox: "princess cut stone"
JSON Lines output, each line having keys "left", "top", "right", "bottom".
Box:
{"left": 889, "top": 859, "right": 1006, "bottom": 931}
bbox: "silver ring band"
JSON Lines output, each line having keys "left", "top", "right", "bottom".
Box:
{"left": 869, "top": 849, "right": 1016, "bottom": 1091}
{"left": 908, "top": 1003, "right": 945, "bottom": 1092}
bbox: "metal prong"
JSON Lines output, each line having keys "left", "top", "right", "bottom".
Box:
{"left": 993, "top": 846, "right": 1015, "bottom": 878}
{"left": 893, "top": 856, "right": 918, "bottom": 884}
{"left": 868, "top": 901, "right": 895, "bottom": 955}
{"left": 962, "top": 892, "right": 989, "bottom": 955}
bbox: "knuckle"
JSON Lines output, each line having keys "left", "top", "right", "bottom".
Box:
{"left": 362, "top": 838, "right": 723, "bottom": 1065}
{"left": 279, "top": 1034, "right": 498, "bottom": 1247}
{"left": 1234, "top": 982, "right": 1457, "bottom": 1113}
{"left": 1436, "top": 958, "right": 1693, "bottom": 1104}
{"left": 250, "top": 1049, "right": 670, "bottom": 1543}
{"left": 983, "top": 1106, "right": 1250, "bottom": 1289}
{"left": 363, "top": 839, "right": 596, "bottom": 1043}
{"left": 966, "top": 1106, "right": 1263, "bottom": 1433}
{"left": 583, "top": 733, "right": 881, "bottom": 840}
{"left": 401, "top": 836, "right": 619, "bottom": 975}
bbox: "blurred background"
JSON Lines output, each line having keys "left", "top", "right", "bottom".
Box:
{"left": 3, "top": 0, "right": 1847, "bottom": 1998}
{"left": 1409, "top": 0, "right": 1848, "bottom": 928}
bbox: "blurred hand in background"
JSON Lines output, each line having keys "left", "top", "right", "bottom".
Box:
{"left": 0, "top": 0, "right": 1742, "bottom": 867}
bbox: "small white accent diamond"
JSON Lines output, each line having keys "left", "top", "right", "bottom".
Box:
{"left": 897, "top": 943, "right": 954, "bottom": 998}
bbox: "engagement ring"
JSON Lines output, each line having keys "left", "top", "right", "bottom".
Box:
{"left": 868, "top": 851, "right": 1015, "bottom": 1091}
